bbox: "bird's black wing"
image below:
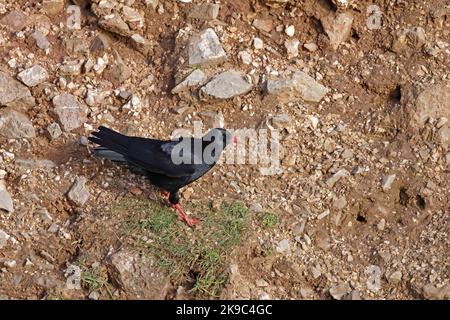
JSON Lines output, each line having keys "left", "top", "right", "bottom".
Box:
{"left": 125, "top": 137, "right": 201, "bottom": 178}
{"left": 89, "top": 126, "right": 201, "bottom": 178}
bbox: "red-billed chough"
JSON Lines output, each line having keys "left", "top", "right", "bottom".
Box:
{"left": 88, "top": 126, "right": 235, "bottom": 227}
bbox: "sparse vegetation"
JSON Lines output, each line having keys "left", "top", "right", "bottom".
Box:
{"left": 261, "top": 212, "right": 278, "bottom": 228}
{"left": 81, "top": 265, "right": 113, "bottom": 298}
{"left": 110, "top": 198, "right": 250, "bottom": 297}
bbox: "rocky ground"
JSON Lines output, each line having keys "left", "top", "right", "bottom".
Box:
{"left": 0, "top": 0, "right": 449, "bottom": 300}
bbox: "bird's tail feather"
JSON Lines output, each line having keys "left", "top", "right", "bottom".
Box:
{"left": 93, "top": 148, "right": 127, "bottom": 162}
{"left": 89, "top": 126, "right": 130, "bottom": 160}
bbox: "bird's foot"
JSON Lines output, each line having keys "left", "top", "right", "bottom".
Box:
{"left": 173, "top": 204, "right": 200, "bottom": 228}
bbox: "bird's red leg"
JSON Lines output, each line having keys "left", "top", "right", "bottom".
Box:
{"left": 173, "top": 204, "right": 200, "bottom": 228}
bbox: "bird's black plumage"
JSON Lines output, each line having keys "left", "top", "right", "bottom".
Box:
{"left": 88, "top": 126, "right": 232, "bottom": 205}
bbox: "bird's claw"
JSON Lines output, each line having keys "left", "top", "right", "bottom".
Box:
{"left": 178, "top": 214, "right": 201, "bottom": 228}
{"left": 173, "top": 204, "right": 200, "bottom": 228}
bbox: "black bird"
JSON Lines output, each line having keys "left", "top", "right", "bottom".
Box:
{"left": 88, "top": 126, "right": 235, "bottom": 227}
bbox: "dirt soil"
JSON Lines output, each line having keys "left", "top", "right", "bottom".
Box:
{"left": 0, "top": 0, "right": 449, "bottom": 300}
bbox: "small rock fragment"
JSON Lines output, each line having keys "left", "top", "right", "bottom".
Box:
{"left": 239, "top": 51, "right": 252, "bottom": 65}
{"left": 0, "top": 109, "right": 35, "bottom": 139}
{"left": 381, "top": 174, "right": 396, "bottom": 192}
{"left": 47, "top": 122, "right": 62, "bottom": 139}
{"left": 276, "top": 239, "right": 291, "bottom": 253}
{"left": 253, "top": 37, "right": 264, "bottom": 49}
{"left": 188, "top": 3, "right": 220, "bottom": 20}
{"left": 329, "top": 282, "right": 351, "bottom": 300}
{"left": 304, "top": 42, "right": 318, "bottom": 52}
{"left": 201, "top": 70, "right": 252, "bottom": 99}
{"left": 172, "top": 69, "right": 207, "bottom": 94}
{"left": 0, "top": 10, "right": 28, "bottom": 31}
{"left": 188, "top": 28, "right": 227, "bottom": 67}
{"left": 0, "top": 180, "right": 14, "bottom": 213}
{"left": 17, "top": 65, "right": 48, "bottom": 87}
{"left": 321, "top": 12, "right": 354, "bottom": 50}
{"left": 52, "top": 93, "right": 87, "bottom": 132}
{"left": 0, "top": 71, "right": 36, "bottom": 109}
{"left": 67, "top": 176, "right": 90, "bottom": 207}
{"left": 266, "top": 71, "right": 329, "bottom": 103}
{"left": 99, "top": 14, "right": 131, "bottom": 37}
{"left": 0, "top": 229, "right": 10, "bottom": 249}
{"left": 31, "top": 31, "right": 51, "bottom": 51}
{"left": 422, "top": 283, "right": 450, "bottom": 300}
{"left": 326, "top": 169, "right": 350, "bottom": 187}
{"left": 387, "top": 271, "right": 402, "bottom": 284}
{"left": 285, "top": 25, "right": 295, "bottom": 37}
{"left": 285, "top": 39, "right": 300, "bottom": 59}
{"left": 252, "top": 19, "right": 273, "bottom": 33}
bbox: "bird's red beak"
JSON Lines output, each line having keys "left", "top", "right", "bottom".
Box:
{"left": 232, "top": 136, "right": 238, "bottom": 144}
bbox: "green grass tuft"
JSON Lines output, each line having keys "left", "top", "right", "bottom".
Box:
{"left": 261, "top": 212, "right": 278, "bottom": 228}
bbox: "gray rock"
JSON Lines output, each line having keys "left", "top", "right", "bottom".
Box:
{"left": 189, "top": 28, "right": 227, "bottom": 66}
{"left": 0, "top": 180, "right": 14, "bottom": 213}
{"left": 381, "top": 174, "right": 396, "bottom": 192}
{"left": 0, "top": 109, "right": 36, "bottom": 139}
{"left": 321, "top": 12, "right": 354, "bottom": 50}
{"left": 90, "top": 34, "right": 110, "bottom": 53}
{"left": 59, "top": 60, "right": 84, "bottom": 75}
{"left": 47, "top": 122, "right": 62, "bottom": 139}
{"left": 122, "top": 6, "right": 144, "bottom": 30}
{"left": 250, "top": 202, "right": 264, "bottom": 213}
{"left": 17, "top": 65, "right": 48, "bottom": 87}
{"left": 31, "top": 31, "right": 51, "bottom": 51}
{"left": 99, "top": 14, "right": 131, "bottom": 37}
{"left": 64, "top": 37, "right": 89, "bottom": 55}
{"left": 0, "top": 229, "right": 10, "bottom": 249}
{"left": 252, "top": 18, "right": 274, "bottom": 33}
{"left": 65, "top": 264, "right": 82, "bottom": 290}
{"left": 107, "top": 248, "right": 170, "bottom": 299}
{"left": 422, "top": 283, "right": 450, "bottom": 300}
{"left": 401, "top": 83, "right": 450, "bottom": 129}
{"left": 188, "top": 3, "right": 220, "bottom": 20}
{"left": 0, "top": 10, "right": 28, "bottom": 31}
{"left": 3, "top": 260, "right": 16, "bottom": 268}
{"left": 0, "top": 71, "right": 35, "bottom": 109}
{"left": 67, "top": 176, "right": 90, "bottom": 206}
{"left": 266, "top": 71, "right": 329, "bottom": 103}
{"left": 300, "top": 287, "right": 315, "bottom": 299}
{"left": 387, "top": 270, "right": 402, "bottom": 284}
{"left": 276, "top": 239, "right": 291, "bottom": 253}
{"left": 88, "top": 291, "right": 100, "bottom": 300}
{"left": 329, "top": 282, "right": 351, "bottom": 300}
{"left": 333, "top": 196, "right": 347, "bottom": 210}
{"left": 285, "top": 38, "right": 300, "bottom": 59}
{"left": 104, "top": 54, "right": 131, "bottom": 85}
{"left": 52, "top": 93, "right": 87, "bottom": 132}
{"left": 130, "top": 34, "right": 152, "bottom": 56}
{"left": 256, "top": 279, "right": 269, "bottom": 287}
{"left": 392, "top": 27, "right": 426, "bottom": 55}
{"left": 326, "top": 169, "right": 350, "bottom": 187}
{"left": 201, "top": 70, "right": 252, "bottom": 99}
{"left": 172, "top": 69, "right": 207, "bottom": 94}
